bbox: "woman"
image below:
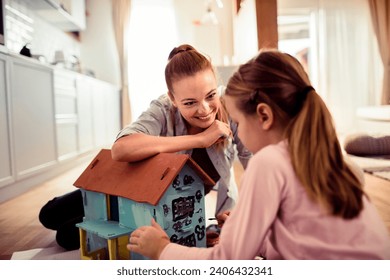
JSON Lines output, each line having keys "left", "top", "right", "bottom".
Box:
{"left": 112, "top": 44, "right": 251, "bottom": 216}
{"left": 39, "top": 44, "right": 251, "bottom": 250}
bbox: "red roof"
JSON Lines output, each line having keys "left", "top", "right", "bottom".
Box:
{"left": 73, "top": 149, "right": 215, "bottom": 205}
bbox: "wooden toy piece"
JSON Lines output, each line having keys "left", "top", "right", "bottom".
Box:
{"left": 74, "top": 149, "right": 215, "bottom": 260}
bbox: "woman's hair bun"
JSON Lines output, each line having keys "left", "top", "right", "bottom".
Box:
{"left": 168, "top": 44, "right": 196, "bottom": 60}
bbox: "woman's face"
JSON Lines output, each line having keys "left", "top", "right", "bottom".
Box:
{"left": 170, "top": 69, "right": 220, "bottom": 133}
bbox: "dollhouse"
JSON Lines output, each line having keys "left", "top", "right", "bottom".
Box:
{"left": 73, "top": 149, "right": 214, "bottom": 260}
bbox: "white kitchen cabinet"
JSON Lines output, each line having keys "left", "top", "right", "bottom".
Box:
{"left": 76, "top": 75, "right": 94, "bottom": 154}
{"left": 0, "top": 54, "right": 14, "bottom": 188}
{"left": 61, "top": 0, "right": 86, "bottom": 30}
{"left": 25, "top": 0, "right": 86, "bottom": 31}
{"left": 0, "top": 54, "right": 120, "bottom": 203}
{"left": 53, "top": 69, "right": 78, "bottom": 161}
{"left": 54, "top": 69, "right": 120, "bottom": 156}
{"left": 9, "top": 56, "right": 57, "bottom": 180}
{"left": 91, "top": 79, "right": 121, "bottom": 148}
{"left": 104, "top": 84, "right": 121, "bottom": 143}
{"left": 56, "top": 119, "right": 78, "bottom": 161}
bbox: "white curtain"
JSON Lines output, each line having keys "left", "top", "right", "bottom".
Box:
{"left": 368, "top": 0, "right": 390, "bottom": 105}
{"left": 315, "top": 0, "right": 383, "bottom": 133}
{"left": 112, "top": 0, "right": 132, "bottom": 127}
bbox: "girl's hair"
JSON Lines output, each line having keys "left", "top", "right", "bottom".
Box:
{"left": 165, "top": 44, "right": 229, "bottom": 134}
{"left": 225, "top": 49, "right": 364, "bottom": 219}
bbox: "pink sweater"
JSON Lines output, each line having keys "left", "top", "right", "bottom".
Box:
{"left": 160, "top": 141, "right": 390, "bottom": 260}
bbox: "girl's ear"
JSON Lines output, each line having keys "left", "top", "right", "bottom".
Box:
{"left": 167, "top": 91, "right": 177, "bottom": 107}
{"left": 256, "top": 103, "right": 274, "bottom": 130}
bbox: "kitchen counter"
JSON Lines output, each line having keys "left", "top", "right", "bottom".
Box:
{"left": 0, "top": 44, "right": 9, "bottom": 54}
{"left": 0, "top": 50, "right": 120, "bottom": 204}
{"left": 2, "top": 44, "right": 97, "bottom": 80}
{"left": 8, "top": 50, "right": 78, "bottom": 74}
{"left": 8, "top": 51, "right": 53, "bottom": 69}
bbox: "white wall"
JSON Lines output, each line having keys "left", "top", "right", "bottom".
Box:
{"left": 4, "top": 0, "right": 121, "bottom": 86}
{"left": 172, "top": 0, "right": 234, "bottom": 66}
{"left": 5, "top": 0, "right": 80, "bottom": 62}
{"left": 128, "top": 0, "right": 237, "bottom": 120}
{"left": 80, "top": 0, "right": 120, "bottom": 85}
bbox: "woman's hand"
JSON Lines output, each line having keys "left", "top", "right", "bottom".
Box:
{"left": 199, "top": 120, "right": 232, "bottom": 148}
{"left": 127, "top": 219, "right": 170, "bottom": 260}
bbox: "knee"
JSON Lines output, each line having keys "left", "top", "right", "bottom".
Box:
{"left": 38, "top": 189, "right": 84, "bottom": 229}
{"left": 39, "top": 200, "right": 58, "bottom": 229}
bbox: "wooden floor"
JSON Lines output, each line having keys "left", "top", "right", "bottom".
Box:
{"left": 363, "top": 173, "right": 390, "bottom": 235}
{"left": 0, "top": 157, "right": 389, "bottom": 260}
{"left": 0, "top": 162, "right": 89, "bottom": 260}
{"left": 0, "top": 159, "right": 229, "bottom": 260}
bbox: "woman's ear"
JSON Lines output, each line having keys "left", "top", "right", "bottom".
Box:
{"left": 256, "top": 103, "right": 274, "bottom": 130}
{"left": 167, "top": 91, "right": 177, "bottom": 107}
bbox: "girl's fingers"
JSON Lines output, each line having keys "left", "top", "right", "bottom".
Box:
{"left": 130, "top": 231, "right": 140, "bottom": 239}
{"left": 131, "top": 227, "right": 147, "bottom": 238}
{"left": 129, "top": 236, "right": 139, "bottom": 245}
{"left": 127, "top": 243, "right": 140, "bottom": 253}
{"left": 151, "top": 218, "right": 163, "bottom": 230}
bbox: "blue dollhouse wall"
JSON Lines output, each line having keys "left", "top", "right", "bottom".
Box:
{"left": 79, "top": 190, "right": 116, "bottom": 255}
{"left": 119, "top": 164, "right": 206, "bottom": 259}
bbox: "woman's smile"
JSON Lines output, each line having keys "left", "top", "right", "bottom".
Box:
{"left": 195, "top": 111, "right": 215, "bottom": 121}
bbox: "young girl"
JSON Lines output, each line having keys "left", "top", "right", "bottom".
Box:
{"left": 126, "top": 49, "right": 390, "bottom": 260}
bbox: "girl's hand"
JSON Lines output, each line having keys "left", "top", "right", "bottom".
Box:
{"left": 216, "top": 210, "right": 230, "bottom": 228}
{"left": 200, "top": 120, "right": 232, "bottom": 148}
{"left": 127, "top": 218, "right": 170, "bottom": 260}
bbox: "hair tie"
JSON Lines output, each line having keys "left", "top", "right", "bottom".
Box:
{"left": 292, "top": 86, "right": 314, "bottom": 114}
{"left": 301, "top": 86, "right": 314, "bottom": 96}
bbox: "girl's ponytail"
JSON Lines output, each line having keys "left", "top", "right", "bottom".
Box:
{"left": 287, "top": 89, "right": 364, "bottom": 219}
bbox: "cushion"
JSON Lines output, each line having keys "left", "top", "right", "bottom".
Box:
{"left": 343, "top": 134, "right": 390, "bottom": 156}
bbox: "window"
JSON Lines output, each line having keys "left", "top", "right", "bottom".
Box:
{"left": 278, "top": 0, "right": 383, "bottom": 134}
{"left": 127, "top": 0, "right": 178, "bottom": 121}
